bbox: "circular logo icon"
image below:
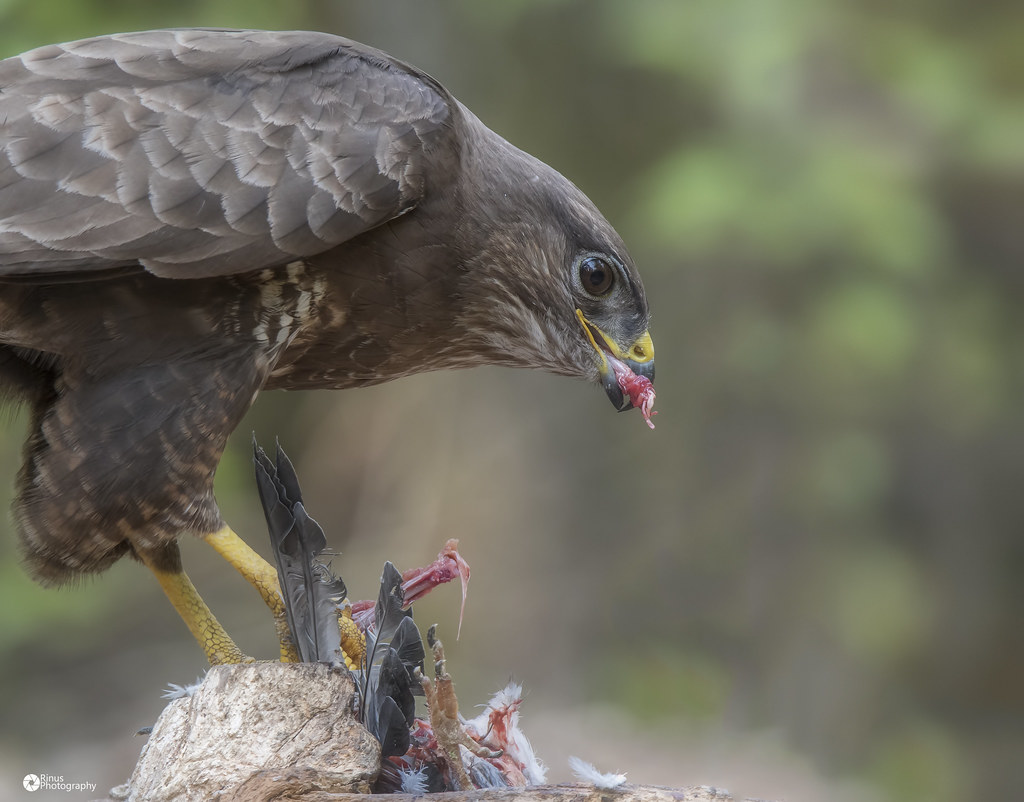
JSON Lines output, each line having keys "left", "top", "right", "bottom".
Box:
{"left": 23, "top": 774, "right": 40, "bottom": 792}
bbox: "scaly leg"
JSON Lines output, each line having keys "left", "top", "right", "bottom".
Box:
{"left": 139, "top": 543, "right": 250, "bottom": 665}
{"left": 201, "top": 524, "right": 299, "bottom": 662}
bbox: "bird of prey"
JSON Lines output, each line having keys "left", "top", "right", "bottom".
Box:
{"left": 0, "top": 29, "right": 655, "bottom": 664}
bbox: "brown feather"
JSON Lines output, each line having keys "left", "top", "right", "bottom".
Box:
{"left": 0, "top": 29, "right": 651, "bottom": 584}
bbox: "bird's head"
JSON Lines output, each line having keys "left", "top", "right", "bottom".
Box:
{"left": 453, "top": 135, "right": 654, "bottom": 417}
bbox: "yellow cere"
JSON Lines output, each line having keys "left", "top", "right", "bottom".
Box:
{"left": 628, "top": 331, "right": 655, "bottom": 363}
{"left": 575, "top": 308, "right": 655, "bottom": 367}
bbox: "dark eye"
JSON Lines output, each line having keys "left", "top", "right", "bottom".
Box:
{"left": 579, "top": 256, "right": 615, "bottom": 296}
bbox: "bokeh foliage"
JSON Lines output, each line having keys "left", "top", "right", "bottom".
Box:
{"left": 0, "top": 2, "right": 1020, "bottom": 801}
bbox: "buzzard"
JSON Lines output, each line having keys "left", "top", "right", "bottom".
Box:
{"left": 0, "top": 29, "right": 655, "bottom": 663}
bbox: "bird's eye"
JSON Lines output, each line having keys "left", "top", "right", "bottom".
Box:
{"left": 579, "top": 256, "right": 615, "bottom": 296}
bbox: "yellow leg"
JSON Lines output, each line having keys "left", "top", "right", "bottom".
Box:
{"left": 202, "top": 524, "right": 299, "bottom": 662}
{"left": 142, "top": 558, "right": 250, "bottom": 665}
{"left": 339, "top": 606, "right": 365, "bottom": 671}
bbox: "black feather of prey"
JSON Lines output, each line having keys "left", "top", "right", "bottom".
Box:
{"left": 358, "top": 561, "right": 425, "bottom": 756}
{"left": 254, "top": 438, "right": 345, "bottom": 665}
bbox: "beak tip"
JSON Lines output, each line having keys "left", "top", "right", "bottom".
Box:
{"left": 601, "top": 373, "right": 630, "bottom": 411}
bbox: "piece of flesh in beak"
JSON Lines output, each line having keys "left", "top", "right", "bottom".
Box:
{"left": 575, "top": 310, "right": 657, "bottom": 425}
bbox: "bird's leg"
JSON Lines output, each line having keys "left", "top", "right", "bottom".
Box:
{"left": 138, "top": 542, "right": 251, "bottom": 665}
{"left": 338, "top": 605, "right": 366, "bottom": 670}
{"left": 201, "top": 524, "right": 299, "bottom": 662}
{"left": 418, "top": 627, "right": 501, "bottom": 790}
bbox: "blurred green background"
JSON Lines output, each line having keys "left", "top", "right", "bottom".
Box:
{"left": 0, "top": 2, "right": 1021, "bottom": 801}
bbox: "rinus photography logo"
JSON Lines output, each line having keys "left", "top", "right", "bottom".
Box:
{"left": 21, "top": 773, "right": 97, "bottom": 793}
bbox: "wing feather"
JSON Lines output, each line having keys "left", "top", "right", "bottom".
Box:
{"left": 0, "top": 29, "right": 453, "bottom": 279}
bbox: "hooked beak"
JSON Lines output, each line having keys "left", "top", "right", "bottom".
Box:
{"left": 575, "top": 309, "right": 655, "bottom": 411}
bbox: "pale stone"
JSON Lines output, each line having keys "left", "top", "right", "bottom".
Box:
{"left": 124, "top": 662, "right": 379, "bottom": 801}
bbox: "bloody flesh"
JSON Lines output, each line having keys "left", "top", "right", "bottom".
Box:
{"left": 351, "top": 538, "right": 470, "bottom": 634}
{"left": 610, "top": 357, "right": 657, "bottom": 429}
